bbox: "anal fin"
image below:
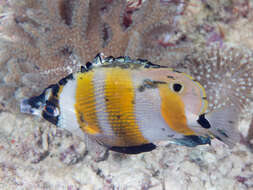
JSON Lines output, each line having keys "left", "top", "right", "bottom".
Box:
{"left": 109, "top": 143, "right": 157, "bottom": 154}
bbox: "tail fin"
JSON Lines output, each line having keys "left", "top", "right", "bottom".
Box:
{"left": 205, "top": 106, "right": 241, "bottom": 147}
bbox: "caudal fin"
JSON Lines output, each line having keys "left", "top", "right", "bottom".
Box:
{"left": 205, "top": 106, "right": 241, "bottom": 147}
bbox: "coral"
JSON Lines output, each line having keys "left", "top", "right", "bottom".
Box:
{"left": 0, "top": 0, "right": 253, "bottom": 189}
{"left": 178, "top": 42, "right": 253, "bottom": 145}
{"left": 247, "top": 117, "right": 253, "bottom": 146}
{"left": 1, "top": 109, "right": 253, "bottom": 189}
{"left": 180, "top": 42, "right": 253, "bottom": 114}
{"left": 0, "top": 0, "right": 190, "bottom": 112}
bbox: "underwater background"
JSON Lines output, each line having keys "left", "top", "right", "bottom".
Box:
{"left": 0, "top": 0, "right": 253, "bottom": 189}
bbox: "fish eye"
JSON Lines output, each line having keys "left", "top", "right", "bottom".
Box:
{"left": 44, "top": 105, "right": 59, "bottom": 117}
{"left": 170, "top": 83, "right": 184, "bottom": 93}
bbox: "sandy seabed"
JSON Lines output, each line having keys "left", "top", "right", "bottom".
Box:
{"left": 0, "top": 112, "right": 252, "bottom": 189}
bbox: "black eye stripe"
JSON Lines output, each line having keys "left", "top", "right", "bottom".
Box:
{"left": 173, "top": 83, "right": 182, "bottom": 92}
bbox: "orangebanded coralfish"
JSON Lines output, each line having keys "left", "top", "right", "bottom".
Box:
{"left": 20, "top": 54, "right": 240, "bottom": 154}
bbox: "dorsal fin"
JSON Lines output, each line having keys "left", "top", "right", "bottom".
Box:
{"left": 80, "top": 53, "right": 168, "bottom": 72}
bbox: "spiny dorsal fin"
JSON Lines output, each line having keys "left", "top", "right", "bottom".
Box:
{"left": 80, "top": 53, "right": 168, "bottom": 72}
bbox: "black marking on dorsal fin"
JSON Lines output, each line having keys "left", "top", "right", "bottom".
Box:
{"left": 93, "top": 53, "right": 104, "bottom": 65}
{"left": 202, "top": 97, "right": 207, "bottom": 100}
{"left": 110, "top": 143, "right": 156, "bottom": 154}
{"left": 104, "top": 56, "right": 115, "bottom": 63}
{"left": 136, "top": 59, "right": 167, "bottom": 69}
{"left": 115, "top": 56, "right": 125, "bottom": 63}
{"left": 80, "top": 62, "right": 93, "bottom": 73}
{"left": 197, "top": 114, "right": 211, "bottom": 129}
{"left": 81, "top": 65, "right": 87, "bottom": 72}
{"left": 80, "top": 55, "right": 168, "bottom": 71}
{"left": 86, "top": 61, "right": 92, "bottom": 69}
{"left": 58, "top": 73, "right": 74, "bottom": 85}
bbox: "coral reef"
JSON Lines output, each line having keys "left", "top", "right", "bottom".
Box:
{"left": 180, "top": 42, "right": 253, "bottom": 114}
{"left": 0, "top": 0, "right": 253, "bottom": 189}
{"left": 0, "top": 112, "right": 253, "bottom": 189}
{"left": 0, "top": 0, "right": 190, "bottom": 112}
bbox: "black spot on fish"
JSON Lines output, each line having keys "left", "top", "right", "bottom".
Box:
{"left": 138, "top": 79, "right": 166, "bottom": 92}
{"left": 81, "top": 65, "right": 87, "bottom": 72}
{"left": 228, "top": 120, "right": 234, "bottom": 124}
{"left": 162, "top": 128, "right": 165, "bottom": 131}
{"left": 138, "top": 85, "right": 145, "bottom": 92}
{"left": 173, "top": 69, "right": 182, "bottom": 73}
{"left": 79, "top": 112, "right": 85, "bottom": 123}
{"left": 42, "top": 110, "right": 59, "bottom": 125}
{"left": 153, "top": 81, "right": 167, "bottom": 85}
{"left": 116, "top": 115, "right": 121, "bottom": 119}
{"left": 197, "top": 114, "right": 211, "bottom": 129}
{"left": 167, "top": 75, "right": 175, "bottom": 79}
{"left": 86, "top": 62, "right": 92, "bottom": 69}
{"left": 105, "top": 98, "right": 109, "bottom": 102}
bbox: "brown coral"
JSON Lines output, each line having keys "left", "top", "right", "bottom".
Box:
{"left": 1, "top": 0, "right": 253, "bottom": 143}
{"left": 0, "top": 0, "right": 190, "bottom": 112}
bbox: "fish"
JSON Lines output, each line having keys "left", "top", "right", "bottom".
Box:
{"left": 20, "top": 54, "right": 240, "bottom": 154}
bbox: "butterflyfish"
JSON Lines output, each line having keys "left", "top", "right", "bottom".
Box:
{"left": 20, "top": 54, "right": 240, "bottom": 154}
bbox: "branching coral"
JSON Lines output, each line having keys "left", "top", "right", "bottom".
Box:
{"left": 0, "top": 0, "right": 190, "bottom": 112}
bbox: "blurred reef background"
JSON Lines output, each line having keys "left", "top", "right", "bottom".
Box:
{"left": 0, "top": 0, "right": 253, "bottom": 189}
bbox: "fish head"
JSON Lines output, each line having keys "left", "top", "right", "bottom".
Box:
{"left": 153, "top": 69, "right": 208, "bottom": 135}
{"left": 162, "top": 70, "right": 208, "bottom": 117}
